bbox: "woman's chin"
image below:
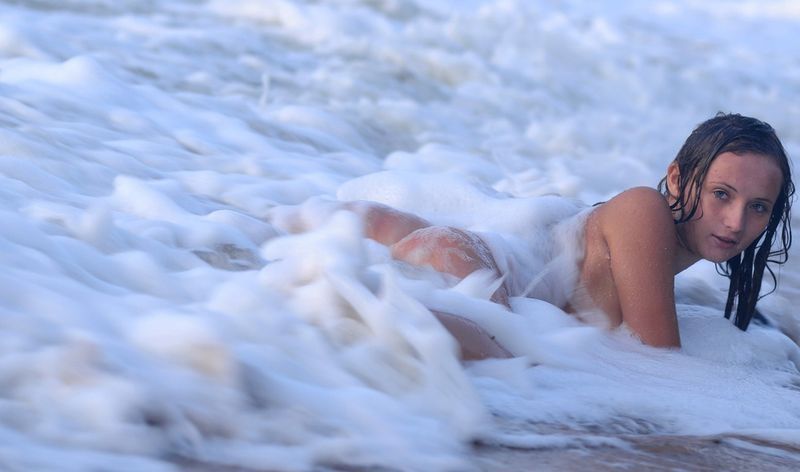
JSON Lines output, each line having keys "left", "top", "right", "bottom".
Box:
{"left": 702, "top": 248, "right": 737, "bottom": 264}
{"left": 705, "top": 256, "right": 728, "bottom": 264}
{"left": 699, "top": 237, "right": 744, "bottom": 263}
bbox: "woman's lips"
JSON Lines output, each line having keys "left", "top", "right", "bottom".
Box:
{"left": 712, "top": 234, "right": 737, "bottom": 249}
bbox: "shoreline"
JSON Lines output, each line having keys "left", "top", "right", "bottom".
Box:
{"left": 171, "top": 433, "right": 800, "bottom": 471}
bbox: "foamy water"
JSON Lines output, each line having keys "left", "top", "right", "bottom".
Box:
{"left": 2, "top": 0, "right": 800, "bottom": 470}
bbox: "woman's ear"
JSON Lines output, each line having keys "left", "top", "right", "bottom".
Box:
{"left": 666, "top": 161, "right": 680, "bottom": 198}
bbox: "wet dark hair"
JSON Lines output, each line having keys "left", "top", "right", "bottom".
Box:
{"left": 657, "top": 113, "right": 794, "bottom": 330}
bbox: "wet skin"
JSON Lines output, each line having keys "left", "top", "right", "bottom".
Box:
{"left": 580, "top": 151, "right": 783, "bottom": 348}
{"left": 669, "top": 151, "right": 783, "bottom": 265}
{"left": 355, "top": 151, "right": 784, "bottom": 357}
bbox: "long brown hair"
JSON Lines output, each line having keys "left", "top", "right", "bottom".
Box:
{"left": 657, "top": 113, "right": 794, "bottom": 330}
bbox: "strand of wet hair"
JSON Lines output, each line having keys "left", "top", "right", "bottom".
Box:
{"left": 723, "top": 256, "right": 739, "bottom": 320}
{"left": 736, "top": 244, "right": 756, "bottom": 328}
{"left": 729, "top": 223, "right": 779, "bottom": 330}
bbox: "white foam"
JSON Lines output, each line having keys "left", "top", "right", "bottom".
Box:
{"left": 2, "top": 0, "right": 800, "bottom": 469}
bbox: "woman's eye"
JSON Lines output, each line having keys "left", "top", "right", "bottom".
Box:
{"left": 751, "top": 203, "right": 769, "bottom": 214}
{"left": 712, "top": 190, "right": 728, "bottom": 199}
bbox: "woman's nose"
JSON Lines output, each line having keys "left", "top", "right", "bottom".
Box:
{"left": 723, "top": 205, "right": 745, "bottom": 233}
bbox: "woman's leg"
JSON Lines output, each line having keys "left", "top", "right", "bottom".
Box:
{"left": 343, "top": 201, "right": 432, "bottom": 246}
{"left": 346, "top": 202, "right": 513, "bottom": 360}
{"left": 432, "top": 310, "right": 512, "bottom": 360}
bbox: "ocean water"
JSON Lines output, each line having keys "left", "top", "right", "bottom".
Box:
{"left": 1, "top": 0, "right": 800, "bottom": 470}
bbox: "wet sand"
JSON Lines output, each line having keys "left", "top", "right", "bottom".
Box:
{"left": 174, "top": 432, "right": 800, "bottom": 471}
{"left": 474, "top": 434, "right": 800, "bottom": 471}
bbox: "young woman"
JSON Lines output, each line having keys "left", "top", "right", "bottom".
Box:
{"left": 346, "top": 113, "right": 794, "bottom": 359}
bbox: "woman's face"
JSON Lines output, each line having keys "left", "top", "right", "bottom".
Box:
{"left": 668, "top": 151, "right": 783, "bottom": 263}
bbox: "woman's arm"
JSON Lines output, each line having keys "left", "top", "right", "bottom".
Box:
{"left": 596, "top": 187, "right": 682, "bottom": 348}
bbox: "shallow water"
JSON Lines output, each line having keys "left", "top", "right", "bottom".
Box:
{"left": 2, "top": 0, "right": 800, "bottom": 470}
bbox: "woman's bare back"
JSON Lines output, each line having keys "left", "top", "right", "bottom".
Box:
{"left": 354, "top": 188, "right": 685, "bottom": 357}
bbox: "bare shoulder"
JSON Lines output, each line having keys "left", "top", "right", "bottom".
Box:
{"left": 602, "top": 186, "right": 671, "bottom": 215}
{"left": 595, "top": 187, "right": 674, "bottom": 234}
{"left": 591, "top": 188, "right": 681, "bottom": 347}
